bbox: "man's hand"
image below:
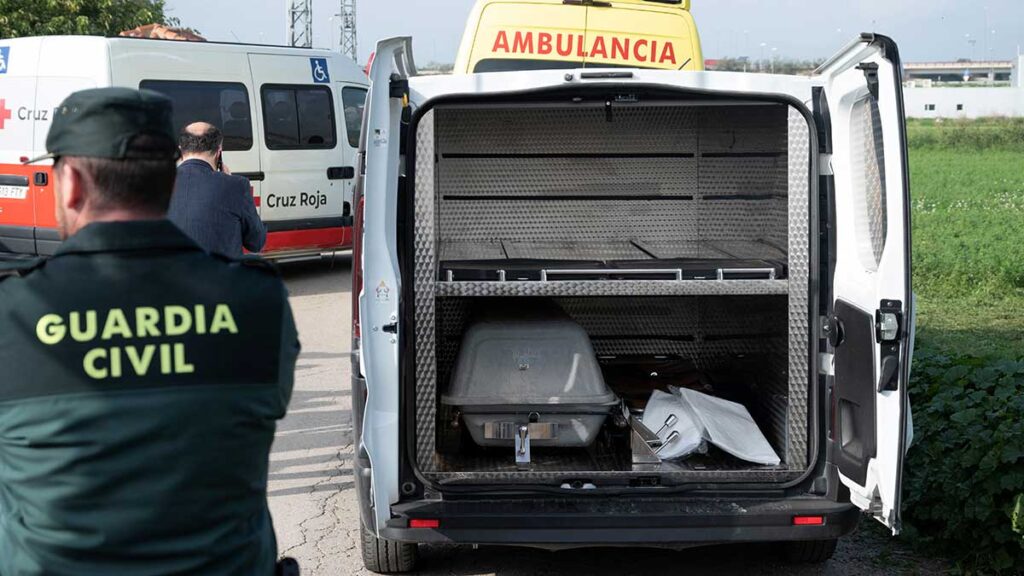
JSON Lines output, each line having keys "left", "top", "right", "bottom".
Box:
{"left": 220, "top": 161, "right": 232, "bottom": 175}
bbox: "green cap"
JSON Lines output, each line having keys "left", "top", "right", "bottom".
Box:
{"left": 25, "top": 87, "right": 179, "bottom": 164}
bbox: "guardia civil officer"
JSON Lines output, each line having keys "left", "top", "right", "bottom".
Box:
{"left": 0, "top": 88, "right": 300, "bottom": 575}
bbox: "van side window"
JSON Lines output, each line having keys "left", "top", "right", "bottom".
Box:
{"left": 139, "top": 80, "right": 253, "bottom": 151}
{"left": 341, "top": 87, "right": 367, "bottom": 148}
{"left": 850, "top": 96, "right": 888, "bottom": 271}
{"left": 261, "top": 85, "right": 336, "bottom": 150}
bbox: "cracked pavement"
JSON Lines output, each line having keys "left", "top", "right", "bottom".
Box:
{"left": 271, "top": 256, "right": 948, "bottom": 576}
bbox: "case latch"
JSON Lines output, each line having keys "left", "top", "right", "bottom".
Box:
{"left": 515, "top": 425, "right": 531, "bottom": 470}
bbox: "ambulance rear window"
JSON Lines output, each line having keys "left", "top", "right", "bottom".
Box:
{"left": 261, "top": 85, "right": 337, "bottom": 150}
{"left": 140, "top": 80, "right": 253, "bottom": 151}
{"left": 341, "top": 87, "right": 367, "bottom": 148}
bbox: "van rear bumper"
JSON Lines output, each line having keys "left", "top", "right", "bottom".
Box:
{"left": 381, "top": 497, "right": 859, "bottom": 546}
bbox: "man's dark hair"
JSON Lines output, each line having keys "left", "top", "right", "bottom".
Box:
{"left": 178, "top": 123, "right": 224, "bottom": 155}
{"left": 60, "top": 135, "right": 178, "bottom": 214}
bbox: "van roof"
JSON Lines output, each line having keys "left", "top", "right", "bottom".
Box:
{"left": 2, "top": 35, "right": 344, "bottom": 58}
{"left": 477, "top": 0, "right": 691, "bottom": 9}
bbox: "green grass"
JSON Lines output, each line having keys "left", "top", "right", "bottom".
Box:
{"left": 910, "top": 144, "right": 1024, "bottom": 358}
{"left": 908, "top": 117, "right": 1024, "bottom": 153}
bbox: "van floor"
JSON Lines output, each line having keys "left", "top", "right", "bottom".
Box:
{"left": 430, "top": 363, "right": 801, "bottom": 484}
{"left": 434, "top": 441, "right": 789, "bottom": 476}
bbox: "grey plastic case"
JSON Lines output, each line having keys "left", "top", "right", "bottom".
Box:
{"left": 443, "top": 318, "right": 619, "bottom": 448}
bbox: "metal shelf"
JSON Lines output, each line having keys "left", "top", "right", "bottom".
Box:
{"left": 435, "top": 279, "right": 790, "bottom": 298}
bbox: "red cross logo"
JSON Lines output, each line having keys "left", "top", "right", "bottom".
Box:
{"left": 0, "top": 99, "right": 11, "bottom": 130}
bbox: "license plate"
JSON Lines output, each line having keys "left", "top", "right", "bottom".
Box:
{"left": 0, "top": 185, "right": 28, "bottom": 200}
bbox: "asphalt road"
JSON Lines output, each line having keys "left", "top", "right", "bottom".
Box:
{"left": 270, "top": 256, "right": 945, "bottom": 576}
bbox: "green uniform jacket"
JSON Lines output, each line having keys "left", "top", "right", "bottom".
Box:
{"left": 0, "top": 220, "right": 300, "bottom": 576}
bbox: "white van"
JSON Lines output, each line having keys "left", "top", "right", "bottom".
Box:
{"left": 352, "top": 34, "right": 914, "bottom": 572}
{"left": 0, "top": 36, "right": 368, "bottom": 258}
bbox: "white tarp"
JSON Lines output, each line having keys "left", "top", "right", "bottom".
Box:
{"left": 643, "top": 387, "right": 781, "bottom": 466}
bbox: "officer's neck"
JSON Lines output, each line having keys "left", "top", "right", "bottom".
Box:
{"left": 68, "top": 209, "right": 166, "bottom": 236}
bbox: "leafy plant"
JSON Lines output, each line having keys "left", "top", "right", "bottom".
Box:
{"left": 1014, "top": 494, "right": 1023, "bottom": 538}
{"left": 0, "top": 0, "right": 172, "bottom": 38}
{"left": 903, "top": 347, "right": 1024, "bottom": 573}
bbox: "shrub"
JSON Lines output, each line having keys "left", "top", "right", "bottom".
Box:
{"left": 907, "top": 118, "right": 1024, "bottom": 153}
{"left": 903, "top": 347, "right": 1024, "bottom": 573}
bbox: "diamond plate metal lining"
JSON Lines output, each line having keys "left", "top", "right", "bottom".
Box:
{"left": 413, "top": 101, "right": 815, "bottom": 477}
{"left": 431, "top": 468, "right": 804, "bottom": 485}
{"left": 439, "top": 199, "right": 703, "bottom": 246}
{"left": 436, "top": 103, "right": 791, "bottom": 263}
{"left": 432, "top": 441, "right": 804, "bottom": 484}
{"left": 433, "top": 296, "right": 793, "bottom": 470}
{"left": 698, "top": 156, "right": 787, "bottom": 197}
{"left": 786, "top": 107, "right": 812, "bottom": 469}
{"left": 413, "top": 110, "right": 439, "bottom": 472}
{"left": 850, "top": 97, "right": 888, "bottom": 270}
{"left": 439, "top": 157, "right": 699, "bottom": 198}
{"left": 436, "top": 106, "right": 701, "bottom": 155}
{"left": 435, "top": 280, "right": 789, "bottom": 298}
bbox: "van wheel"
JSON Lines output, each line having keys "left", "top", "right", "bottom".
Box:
{"left": 784, "top": 539, "right": 838, "bottom": 564}
{"left": 360, "top": 525, "right": 418, "bottom": 574}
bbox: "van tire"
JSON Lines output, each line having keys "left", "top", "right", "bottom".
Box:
{"left": 784, "top": 539, "right": 838, "bottom": 564}
{"left": 360, "top": 525, "right": 418, "bottom": 574}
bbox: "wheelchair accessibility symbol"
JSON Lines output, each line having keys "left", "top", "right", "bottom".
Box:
{"left": 0, "top": 47, "right": 9, "bottom": 75}
{"left": 310, "top": 58, "right": 330, "bottom": 84}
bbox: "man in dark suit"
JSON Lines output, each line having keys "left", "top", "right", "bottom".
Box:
{"left": 168, "top": 123, "right": 266, "bottom": 257}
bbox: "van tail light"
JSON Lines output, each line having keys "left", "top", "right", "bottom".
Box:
{"left": 409, "top": 519, "right": 440, "bottom": 529}
{"left": 352, "top": 195, "right": 365, "bottom": 341}
{"left": 793, "top": 515, "right": 825, "bottom": 526}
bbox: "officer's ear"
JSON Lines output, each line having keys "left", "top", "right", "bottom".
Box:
{"left": 54, "top": 158, "right": 87, "bottom": 214}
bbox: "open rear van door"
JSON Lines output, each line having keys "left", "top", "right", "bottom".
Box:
{"left": 816, "top": 34, "right": 913, "bottom": 533}
{"left": 358, "top": 37, "right": 415, "bottom": 533}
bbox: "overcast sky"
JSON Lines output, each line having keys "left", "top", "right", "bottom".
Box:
{"left": 165, "top": 0, "right": 1024, "bottom": 64}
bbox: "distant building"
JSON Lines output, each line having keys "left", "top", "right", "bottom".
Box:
{"left": 901, "top": 55, "right": 1024, "bottom": 119}
{"left": 904, "top": 60, "right": 1013, "bottom": 84}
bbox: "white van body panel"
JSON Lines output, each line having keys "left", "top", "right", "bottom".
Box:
{"left": 360, "top": 35, "right": 911, "bottom": 534}
{"left": 359, "top": 37, "right": 413, "bottom": 534}
{"left": 0, "top": 36, "right": 368, "bottom": 255}
{"left": 0, "top": 37, "right": 110, "bottom": 164}
{"left": 816, "top": 36, "right": 912, "bottom": 533}
{"left": 108, "top": 39, "right": 264, "bottom": 206}
{"left": 407, "top": 68, "right": 818, "bottom": 108}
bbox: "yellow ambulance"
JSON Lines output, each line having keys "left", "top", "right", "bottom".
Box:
{"left": 454, "top": 0, "right": 704, "bottom": 73}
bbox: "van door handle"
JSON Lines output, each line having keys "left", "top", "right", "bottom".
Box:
{"left": 877, "top": 356, "right": 899, "bottom": 393}
{"left": 327, "top": 166, "right": 355, "bottom": 180}
{"left": 235, "top": 171, "right": 266, "bottom": 182}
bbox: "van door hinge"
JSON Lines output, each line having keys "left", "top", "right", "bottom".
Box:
{"left": 819, "top": 353, "right": 834, "bottom": 375}
{"left": 389, "top": 76, "right": 410, "bottom": 103}
{"left": 857, "top": 63, "right": 880, "bottom": 101}
{"left": 819, "top": 153, "right": 833, "bottom": 176}
{"left": 823, "top": 315, "right": 844, "bottom": 348}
